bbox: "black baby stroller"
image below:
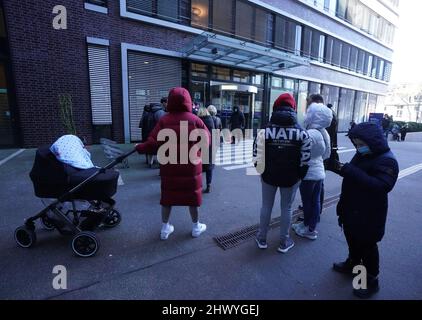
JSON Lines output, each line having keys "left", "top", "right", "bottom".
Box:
{"left": 14, "top": 145, "right": 136, "bottom": 257}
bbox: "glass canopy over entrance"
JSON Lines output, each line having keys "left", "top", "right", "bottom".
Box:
{"left": 182, "top": 32, "right": 310, "bottom": 73}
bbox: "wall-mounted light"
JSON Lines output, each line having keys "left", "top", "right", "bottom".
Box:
{"left": 192, "top": 7, "right": 202, "bottom": 17}
{"left": 144, "top": 61, "right": 150, "bottom": 64}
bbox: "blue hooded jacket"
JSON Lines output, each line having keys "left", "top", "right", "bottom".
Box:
{"left": 337, "top": 122, "right": 399, "bottom": 242}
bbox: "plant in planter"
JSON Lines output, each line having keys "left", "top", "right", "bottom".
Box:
{"left": 59, "top": 93, "right": 77, "bottom": 136}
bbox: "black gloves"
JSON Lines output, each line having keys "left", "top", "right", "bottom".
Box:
{"left": 327, "top": 160, "right": 345, "bottom": 175}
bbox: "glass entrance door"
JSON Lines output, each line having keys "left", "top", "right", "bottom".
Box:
{"left": 210, "top": 84, "right": 257, "bottom": 131}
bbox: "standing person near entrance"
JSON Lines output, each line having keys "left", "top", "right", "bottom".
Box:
{"left": 253, "top": 93, "right": 311, "bottom": 253}
{"left": 230, "top": 106, "right": 245, "bottom": 144}
{"left": 293, "top": 94, "right": 332, "bottom": 240}
{"left": 136, "top": 87, "right": 210, "bottom": 240}
{"left": 198, "top": 107, "right": 215, "bottom": 194}
{"left": 145, "top": 102, "right": 166, "bottom": 168}
{"left": 208, "top": 105, "right": 223, "bottom": 144}
{"left": 160, "top": 97, "right": 168, "bottom": 112}
{"left": 139, "top": 104, "right": 152, "bottom": 164}
{"left": 328, "top": 122, "right": 399, "bottom": 299}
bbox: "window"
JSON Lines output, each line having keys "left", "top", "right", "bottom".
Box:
{"left": 338, "top": 88, "right": 355, "bottom": 131}
{"left": 346, "top": 0, "right": 357, "bottom": 23}
{"left": 336, "top": 0, "right": 347, "bottom": 19}
{"left": 365, "top": 54, "right": 373, "bottom": 76}
{"left": 383, "top": 62, "right": 392, "bottom": 82}
{"left": 87, "top": 0, "right": 107, "bottom": 7}
{"left": 212, "top": 0, "right": 234, "bottom": 35}
{"left": 272, "top": 77, "right": 282, "bottom": 88}
{"left": 233, "top": 70, "right": 250, "bottom": 83}
{"left": 157, "top": 0, "right": 179, "bottom": 22}
{"left": 396, "top": 106, "right": 403, "bottom": 118}
{"left": 255, "top": 9, "right": 273, "bottom": 45}
{"left": 127, "top": 0, "right": 153, "bottom": 15}
{"left": 212, "top": 66, "right": 231, "bottom": 81}
{"left": 87, "top": 45, "right": 112, "bottom": 125}
{"left": 324, "top": 36, "right": 334, "bottom": 64}
{"left": 274, "top": 16, "right": 297, "bottom": 53}
{"left": 378, "top": 59, "right": 385, "bottom": 80}
{"left": 349, "top": 47, "right": 358, "bottom": 72}
{"left": 311, "top": 30, "right": 322, "bottom": 60}
{"left": 179, "top": 0, "right": 190, "bottom": 25}
{"left": 331, "top": 39, "right": 341, "bottom": 66}
{"left": 191, "top": 0, "right": 209, "bottom": 28}
{"left": 324, "top": 0, "right": 331, "bottom": 11}
{"left": 302, "top": 28, "right": 312, "bottom": 58}
{"left": 235, "top": 1, "right": 253, "bottom": 40}
{"left": 127, "top": 0, "right": 188, "bottom": 24}
{"left": 191, "top": 63, "right": 208, "bottom": 78}
{"left": 356, "top": 50, "right": 366, "bottom": 74}
{"left": 340, "top": 43, "right": 350, "bottom": 69}
{"left": 371, "top": 56, "right": 378, "bottom": 78}
{"left": 309, "top": 82, "right": 321, "bottom": 94}
{"left": 252, "top": 74, "right": 264, "bottom": 85}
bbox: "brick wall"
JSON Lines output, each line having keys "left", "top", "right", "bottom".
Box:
{"left": 2, "top": 0, "right": 195, "bottom": 147}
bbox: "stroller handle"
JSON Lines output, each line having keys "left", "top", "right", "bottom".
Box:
{"left": 104, "top": 148, "right": 137, "bottom": 170}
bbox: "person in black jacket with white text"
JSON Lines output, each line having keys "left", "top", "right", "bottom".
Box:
{"left": 253, "top": 93, "right": 311, "bottom": 253}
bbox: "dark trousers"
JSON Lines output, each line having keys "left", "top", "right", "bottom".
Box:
{"left": 205, "top": 168, "right": 213, "bottom": 185}
{"left": 299, "top": 180, "right": 323, "bottom": 231}
{"left": 344, "top": 227, "right": 380, "bottom": 277}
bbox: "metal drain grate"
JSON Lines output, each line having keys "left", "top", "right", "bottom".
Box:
{"left": 214, "top": 194, "right": 340, "bottom": 250}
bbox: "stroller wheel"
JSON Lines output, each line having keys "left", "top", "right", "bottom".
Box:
{"left": 40, "top": 215, "right": 55, "bottom": 231}
{"left": 71, "top": 232, "right": 99, "bottom": 257}
{"left": 102, "top": 209, "right": 122, "bottom": 228}
{"left": 15, "top": 226, "right": 37, "bottom": 248}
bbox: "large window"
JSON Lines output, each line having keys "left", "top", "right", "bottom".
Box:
{"left": 335, "top": 0, "right": 396, "bottom": 46}
{"left": 356, "top": 50, "right": 365, "bottom": 74}
{"left": 235, "top": 1, "right": 253, "bottom": 40}
{"left": 127, "top": 0, "right": 190, "bottom": 24}
{"left": 86, "top": 0, "right": 107, "bottom": 7}
{"left": 349, "top": 47, "right": 358, "bottom": 72}
{"left": 338, "top": 88, "right": 355, "bottom": 131}
{"left": 255, "top": 8, "right": 273, "bottom": 45}
{"left": 274, "top": 16, "right": 297, "bottom": 53}
{"left": 331, "top": 39, "right": 342, "bottom": 67}
{"left": 212, "top": 0, "right": 234, "bottom": 35}
{"left": 212, "top": 66, "right": 231, "bottom": 81}
{"left": 191, "top": 0, "right": 209, "bottom": 28}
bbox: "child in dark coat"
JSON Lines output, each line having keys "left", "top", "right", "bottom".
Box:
{"left": 328, "top": 122, "right": 399, "bottom": 299}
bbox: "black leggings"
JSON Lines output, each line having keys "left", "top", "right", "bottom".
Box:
{"left": 344, "top": 227, "right": 380, "bottom": 277}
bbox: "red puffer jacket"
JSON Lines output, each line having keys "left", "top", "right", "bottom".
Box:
{"left": 136, "top": 87, "right": 210, "bottom": 206}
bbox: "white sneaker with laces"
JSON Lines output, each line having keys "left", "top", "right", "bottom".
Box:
{"left": 192, "top": 222, "right": 207, "bottom": 238}
{"left": 160, "top": 223, "right": 174, "bottom": 240}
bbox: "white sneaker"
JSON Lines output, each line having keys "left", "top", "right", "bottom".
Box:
{"left": 192, "top": 223, "right": 207, "bottom": 238}
{"left": 160, "top": 223, "right": 174, "bottom": 240}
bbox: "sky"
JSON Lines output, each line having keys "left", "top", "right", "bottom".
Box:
{"left": 390, "top": 0, "right": 422, "bottom": 84}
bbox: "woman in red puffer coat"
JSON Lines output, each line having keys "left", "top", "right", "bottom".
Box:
{"left": 136, "top": 87, "right": 210, "bottom": 240}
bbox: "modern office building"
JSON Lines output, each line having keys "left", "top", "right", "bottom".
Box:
{"left": 1, "top": 0, "right": 399, "bottom": 147}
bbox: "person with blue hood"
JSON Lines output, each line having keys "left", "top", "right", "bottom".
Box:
{"left": 328, "top": 122, "right": 399, "bottom": 299}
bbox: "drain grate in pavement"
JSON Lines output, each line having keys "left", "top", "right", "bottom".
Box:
{"left": 214, "top": 194, "right": 340, "bottom": 250}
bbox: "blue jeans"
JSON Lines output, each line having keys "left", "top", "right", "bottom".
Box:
{"left": 257, "top": 180, "right": 299, "bottom": 242}
{"left": 300, "top": 180, "right": 323, "bottom": 231}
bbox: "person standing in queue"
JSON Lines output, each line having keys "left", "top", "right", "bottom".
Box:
{"left": 328, "top": 122, "right": 399, "bottom": 299}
